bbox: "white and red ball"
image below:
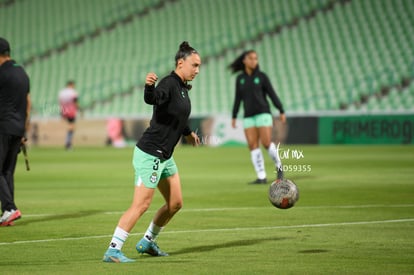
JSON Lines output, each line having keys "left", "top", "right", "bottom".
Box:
{"left": 268, "top": 179, "right": 299, "bottom": 209}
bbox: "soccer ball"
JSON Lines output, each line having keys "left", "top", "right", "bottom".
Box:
{"left": 268, "top": 179, "right": 299, "bottom": 209}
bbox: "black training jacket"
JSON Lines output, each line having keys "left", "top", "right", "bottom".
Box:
{"left": 232, "top": 68, "right": 284, "bottom": 119}
{"left": 137, "top": 71, "right": 192, "bottom": 160}
{"left": 0, "top": 60, "right": 30, "bottom": 137}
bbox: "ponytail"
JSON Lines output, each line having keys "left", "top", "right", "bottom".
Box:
{"left": 228, "top": 50, "right": 255, "bottom": 74}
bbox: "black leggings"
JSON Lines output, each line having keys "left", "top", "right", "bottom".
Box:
{"left": 0, "top": 134, "right": 21, "bottom": 212}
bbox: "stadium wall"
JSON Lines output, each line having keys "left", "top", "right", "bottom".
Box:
{"left": 318, "top": 114, "right": 414, "bottom": 144}
{"left": 186, "top": 113, "right": 414, "bottom": 146}
{"left": 29, "top": 113, "right": 414, "bottom": 147}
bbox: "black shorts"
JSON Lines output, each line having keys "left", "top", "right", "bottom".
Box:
{"left": 63, "top": 116, "right": 76, "bottom": 123}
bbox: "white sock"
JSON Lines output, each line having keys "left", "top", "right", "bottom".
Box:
{"left": 109, "top": 226, "right": 129, "bottom": 250}
{"left": 267, "top": 142, "right": 282, "bottom": 170}
{"left": 250, "top": 148, "right": 266, "bottom": 179}
{"left": 144, "top": 221, "right": 163, "bottom": 242}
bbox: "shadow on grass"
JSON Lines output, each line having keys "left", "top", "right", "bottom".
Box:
{"left": 298, "top": 249, "right": 329, "bottom": 254}
{"left": 171, "top": 236, "right": 291, "bottom": 255}
{"left": 16, "top": 210, "right": 103, "bottom": 226}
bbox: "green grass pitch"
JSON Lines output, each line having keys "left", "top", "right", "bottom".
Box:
{"left": 0, "top": 145, "right": 413, "bottom": 274}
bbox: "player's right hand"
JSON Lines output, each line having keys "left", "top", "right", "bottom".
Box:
{"left": 231, "top": 118, "right": 237, "bottom": 129}
{"left": 145, "top": 73, "right": 158, "bottom": 86}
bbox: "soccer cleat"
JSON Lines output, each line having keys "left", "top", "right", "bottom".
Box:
{"left": 136, "top": 237, "right": 169, "bottom": 256}
{"left": 0, "top": 221, "right": 14, "bottom": 227}
{"left": 103, "top": 248, "right": 135, "bottom": 263}
{"left": 0, "top": 209, "right": 21, "bottom": 224}
{"left": 276, "top": 167, "right": 284, "bottom": 182}
{"left": 0, "top": 211, "right": 11, "bottom": 223}
{"left": 249, "top": 178, "right": 267, "bottom": 184}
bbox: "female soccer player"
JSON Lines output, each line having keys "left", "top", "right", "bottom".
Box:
{"left": 103, "top": 42, "right": 201, "bottom": 263}
{"left": 229, "top": 50, "right": 285, "bottom": 184}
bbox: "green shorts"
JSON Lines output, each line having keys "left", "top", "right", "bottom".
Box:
{"left": 132, "top": 146, "right": 178, "bottom": 189}
{"left": 243, "top": 113, "right": 273, "bottom": 129}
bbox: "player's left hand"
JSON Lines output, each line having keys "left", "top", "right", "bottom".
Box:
{"left": 279, "top": 113, "right": 286, "bottom": 124}
{"left": 185, "top": 131, "right": 201, "bottom": 146}
{"left": 21, "top": 137, "right": 27, "bottom": 145}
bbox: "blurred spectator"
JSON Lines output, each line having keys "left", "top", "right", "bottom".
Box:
{"left": 106, "top": 118, "right": 127, "bottom": 148}
{"left": 58, "top": 80, "right": 79, "bottom": 150}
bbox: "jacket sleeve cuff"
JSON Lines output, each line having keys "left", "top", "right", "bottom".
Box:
{"left": 145, "top": 84, "right": 155, "bottom": 91}
{"left": 182, "top": 126, "right": 192, "bottom": 136}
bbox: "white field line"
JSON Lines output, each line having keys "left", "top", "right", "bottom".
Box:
{"left": 0, "top": 218, "right": 413, "bottom": 246}
{"left": 22, "top": 204, "right": 414, "bottom": 218}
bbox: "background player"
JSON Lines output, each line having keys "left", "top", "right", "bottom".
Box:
{"left": 58, "top": 80, "right": 79, "bottom": 150}
{"left": 229, "top": 50, "right": 286, "bottom": 184}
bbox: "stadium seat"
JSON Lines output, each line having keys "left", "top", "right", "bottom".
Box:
{"left": 2, "top": 0, "right": 412, "bottom": 117}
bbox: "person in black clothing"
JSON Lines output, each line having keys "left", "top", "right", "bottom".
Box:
{"left": 229, "top": 50, "right": 285, "bottom": 184}
{"left": 0, "top": 37, "right": 31, "bottom": 226}
{"left": 103, "top": 42, "right": 201, "bottom": 263}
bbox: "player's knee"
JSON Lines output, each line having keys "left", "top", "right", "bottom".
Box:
{"left": 248, "top": 143, "right": 260, "bottom": 151}
{"left": 261, "top": 139, "right": 272, "bottom": 149}
{"left": 132, "top": 199, "right": 151, "bottom": 214}
{"left": 169, "top": 200, "right": 183, "bottom": 214}
{"left": 141, "top": 203, "right": 151, "bottom": 213}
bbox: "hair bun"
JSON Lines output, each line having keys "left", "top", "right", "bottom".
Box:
{"left": 179, "top": 41, "right": 190, "bottom": 50}
{"left": 175, "top": 41, "right": 198, "bottom": 65}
